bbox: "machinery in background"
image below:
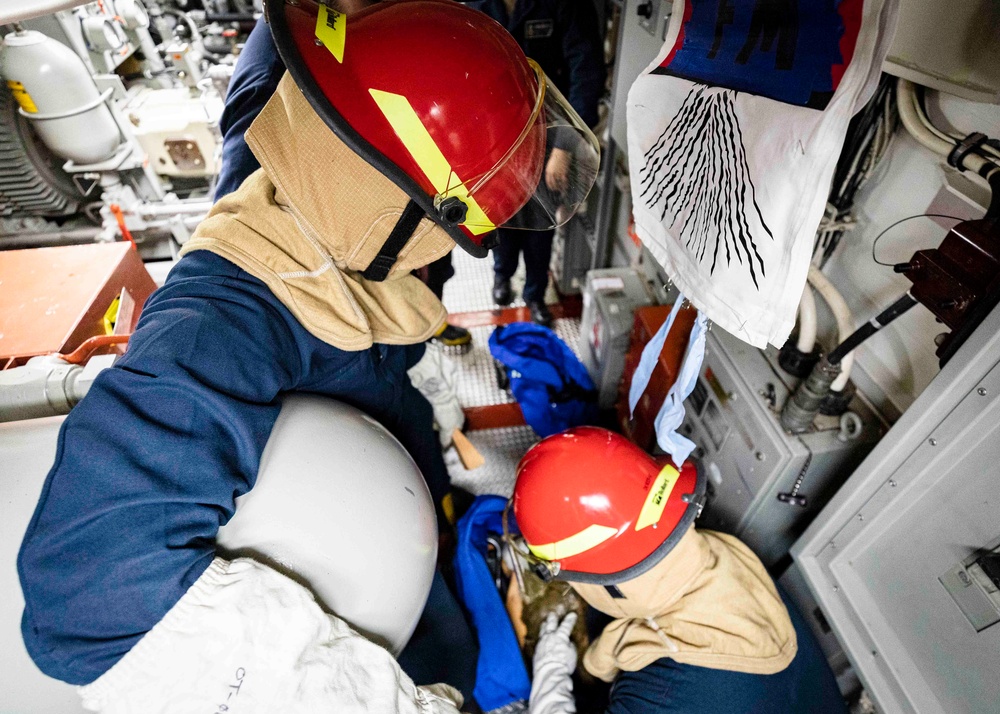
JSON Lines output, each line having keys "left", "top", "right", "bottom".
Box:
{"left": 0, "top": 0, "right": 251, "bottom": 254}
{"left": 577, "top": 267, "right": 654, "bottom": 409}
{"left": 0, "top": 242, "right": 156, "bottom": 421}
{"left": 683, "top": 327, "right": 884, "bottom": 568}
{"left": 617, "top": 303, "right": 696, "bottom": 452}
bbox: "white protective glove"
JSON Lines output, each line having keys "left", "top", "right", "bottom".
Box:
{"left": 78, "top": 558, "right": 463, "bottom": 714}
{"left": 408, "top": 341, "right": 465, "bottom": 449}
{"left": 528, "top": 612, "right": 578, "bottom": 714}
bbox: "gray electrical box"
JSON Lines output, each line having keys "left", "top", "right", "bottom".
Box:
{"left": 793, "top": 304, "right": 1000, "bottom": 714}
{"left": 551, "top": 212, "right": 594, "bottom": 295}
{"left": 578, "top": 268, "right": 653, "bottom": 409}
{"left": 683, "top": 327, "right": 884, "bottom": 567}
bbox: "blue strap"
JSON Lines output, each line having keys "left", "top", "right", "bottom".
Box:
{"left": 627, "top": 295, "right": 709, "bottom": 466}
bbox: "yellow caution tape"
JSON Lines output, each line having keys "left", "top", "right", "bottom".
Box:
{"left": 315, "top": 3, "right": 346, "bottom": 63}
{"left": 7, "top": 80, "right": 38, "bottom": 114}
{"left": 635, "top": 464, "right": 681, "bottom": 531}
{"left": 103, "top": 296, "right": 121, "bottom": 335}
{"left": 527, "top": 524, "right": 618, "bottom": 561}
{"left": 368, "top": 88, "right": 496, "bottom": 236}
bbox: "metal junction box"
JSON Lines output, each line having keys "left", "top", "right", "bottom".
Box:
{"left": 578, "top": 268, "right": 654, "bottom": 409}
{"left": 793, "top": 303, "right": 1000, "bottom": 714}
{"left": 683, "top": 327, "right": 884, "bottom": 567}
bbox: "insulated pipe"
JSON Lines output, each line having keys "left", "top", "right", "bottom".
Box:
{"left": 807, "top": 265, "right": 854, "bottom": 392}
{"left": 796, "top": 284, "right": 818, "bottom": 354}
{"left": 897, "top": 79, "right": 1000, "bottom": 182}
{"left": 138, "top": 200, "right": 214, "bottom": 217}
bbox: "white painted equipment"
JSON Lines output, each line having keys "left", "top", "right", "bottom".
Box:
{"left": 0, "top": 30, "right": 121, "bottom": 165}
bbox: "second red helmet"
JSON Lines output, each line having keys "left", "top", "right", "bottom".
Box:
{"left": 510, "top": 427, "right": 705, "bottom": 584}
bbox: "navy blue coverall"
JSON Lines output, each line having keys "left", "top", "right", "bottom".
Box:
{"left": 17, "top": 17, "right": 477, "bottom": 699}
{"left": 467, "top": 0, "right": 604, "bottom": 304}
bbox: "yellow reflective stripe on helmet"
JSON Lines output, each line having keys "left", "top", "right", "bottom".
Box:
{"left": 368, "top": 88, "right": 496, "bottom": 236}
{"left": 635, "top": 464, "right": 681, "bottom": 531}
{"left": 315, "top": 4, "right": 346, "bottom": 63}
{"left": 527, "top": 524, "right": 618, "bottom": 561}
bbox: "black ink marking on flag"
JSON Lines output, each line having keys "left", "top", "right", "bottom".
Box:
{"left": 639, "top": 87, "right": 772, "bottom": 289}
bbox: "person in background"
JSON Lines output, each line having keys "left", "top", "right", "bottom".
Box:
{"left": 216, "top": 2, "right": 472, "bottom": 348}
{"left": 508, "top": 427, "right": 850, "bottom": 714}
{"left": 465, "top": 0, "right": 604, "bottom": 327}
{"left": 16, "top": 2, "right": 598, "bottom": 709}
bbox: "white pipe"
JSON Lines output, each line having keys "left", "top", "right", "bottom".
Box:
{"left": 897, "top": 79, "right": 1000, "bottom": 181}
{"left": 139, "top": 200, "right": 214, "bottom": 217}
{"left": 807, "top": 265, "right": 854, "bottom": 392}
{"left": 796, "top": 284, "right": 818, "bottom": 353}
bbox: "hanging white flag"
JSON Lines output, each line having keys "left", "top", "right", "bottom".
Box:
{"left": 627, "top": 0, "right": 898, "bottom": 347}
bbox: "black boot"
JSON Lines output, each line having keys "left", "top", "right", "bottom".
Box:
{"left": 492, "top": 276, "right": 513, "bottom": 306}
{"left": 432, "top": 323, "right": 472, "bottom": 347}
{"left": 527, "top": 300, "right": 554, "bottom": 328}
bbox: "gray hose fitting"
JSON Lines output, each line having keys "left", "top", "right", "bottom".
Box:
{"left": 780, "top": 356, "right": 841, "bottom": 434}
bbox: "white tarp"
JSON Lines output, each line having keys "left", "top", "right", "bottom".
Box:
{"left": 627, "top": 0, "right": 898, "bottom": 347}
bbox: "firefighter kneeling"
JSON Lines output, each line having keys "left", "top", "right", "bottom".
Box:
{"left": 507, "top": 427, "right": 849, "bottom": 714}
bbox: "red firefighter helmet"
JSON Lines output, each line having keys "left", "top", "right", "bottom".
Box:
{"left": 509, "top": 427, "right": 706, "bottom": 584}
{"left": 266, "top": 0, "right": 599, "bottom": 272}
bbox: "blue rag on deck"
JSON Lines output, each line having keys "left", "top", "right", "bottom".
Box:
{"left": 489, "top": 322, "right": 598, "bottom": 438}
{"left": 453, "top": 496, "right": 531, "bottom": 711}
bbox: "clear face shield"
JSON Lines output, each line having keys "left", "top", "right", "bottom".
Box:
{"left": 435, "top": 60, "right": 601, "bottom": 236}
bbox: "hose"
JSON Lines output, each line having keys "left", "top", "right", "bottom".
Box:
{"left": 806, "top": 265, "right": 854, "bottom": 392}
{"left": 796, "top": 284, "right": 818, "bottom": 354}
{"left": 827, "top": 293, "right": 918, "bottom": 365}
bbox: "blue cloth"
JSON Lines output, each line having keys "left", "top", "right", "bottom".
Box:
{"left": 652, "top": 0, "right": 855, "bottom": 109}
{"left": 606, "top": 588, "right": 847, "bottom": 714}
{"left": 17, "top": 251, "right": 454, "bottom": 685}
{"left": 627, "top": 297, "right": 708, "bottom": 467}
{"left": 489, "top": 323, "right": 598, "bottom": 438}
{"left": 453, "top": 496, "right": 531, "bottom": 711}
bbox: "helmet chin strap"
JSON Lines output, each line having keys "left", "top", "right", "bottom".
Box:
{"left": 362, "top": 198, "right": 499, "bottom": 281}
{"left": 362, "top": 199, "right": 427, "bottom": 282}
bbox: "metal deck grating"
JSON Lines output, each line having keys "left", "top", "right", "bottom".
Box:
{"left": 442, "top": 247, "right": 584, "bottom": 498}
{"left": 446, "top": 425, "right": 540, "bottom": 497}
{"left": 443, "top": 247, "right": 560, "bottom": 315}
{"left": 446, "top": 317, "right": 583, "bottom": 410}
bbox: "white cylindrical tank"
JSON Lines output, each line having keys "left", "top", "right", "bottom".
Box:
{"left": 216, "top": 395, "right": 438, "bottom": 655}
{"left": 0, "top": 30, "right": 121, "bottom": 165}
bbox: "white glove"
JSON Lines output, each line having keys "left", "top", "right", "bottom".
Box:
{"left": 408, "top": 342, "right": 464, "bottom": 448}
{"left": 529, "top": 612, "right": 578, "bottom": 714}
{"left": 78, "top": 558, "right": 463, "bottom": 714}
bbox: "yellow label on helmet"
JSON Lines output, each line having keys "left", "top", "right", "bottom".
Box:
{"left": 635, "top": 464, "right": 681, "bottom": 531}
{"left": 7, "top": 80, "right": 38, "bottom": 114}
{"left": 315, "top": 4, "right": 346, "bottom": 63}
{"left": 527, "top": 524, "right": 618, "bottom": 561}
{"left": 368, "top": 88, "right": 496, "bottom": 236}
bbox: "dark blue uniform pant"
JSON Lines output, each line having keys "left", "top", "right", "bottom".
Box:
{"left": 606, "top": 589, "right": 847, "bottom": 714}
{"left": 492, "top": 227, "right": 555, "bottom": 303}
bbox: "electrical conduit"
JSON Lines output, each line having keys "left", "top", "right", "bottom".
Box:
{"left": 807, "top": 265, "right": 854, "bottom": 392}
